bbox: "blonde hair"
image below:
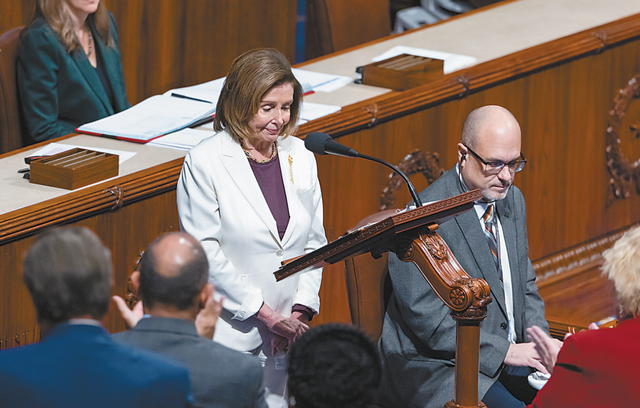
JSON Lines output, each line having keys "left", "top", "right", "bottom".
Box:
{"left": 214, "top": 48, "right": 303, "bottom": 144}
{"left": 29, "top": 0, "right": 114, "bottom": 52}
{"left": 602, "top": 225, "right": 640, "bottom": 317}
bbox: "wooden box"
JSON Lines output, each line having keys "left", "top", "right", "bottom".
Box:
{"left": 358, "top": 54, "right": 444, "bottom": 91}
{"left": 30, "top": 148, "right": 119, "bottom": 190}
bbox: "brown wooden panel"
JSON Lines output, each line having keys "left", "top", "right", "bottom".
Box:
{"left": 0, "top": 0, "right": 34, "bottom": 33}
{"left": 1, "top": 1, "right": 297, "bottom": 107}
{"left": 306, "top": 0, "right": 391, "bottom": 59}
{"left": 105, "top": 0, "right": 298, "bottom": 104}
{"left": 0, "top": 189, "right": 179, "bottom": 348}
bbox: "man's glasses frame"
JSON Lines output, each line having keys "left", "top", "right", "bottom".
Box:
{"left": 463, "top": 144, "right": 526, "bottom": 175}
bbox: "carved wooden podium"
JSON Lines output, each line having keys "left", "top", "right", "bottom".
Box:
{"left": 275, "top": 190, "right": 490, "bottom": 408}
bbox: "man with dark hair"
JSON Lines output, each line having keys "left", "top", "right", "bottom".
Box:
{"left": 287, "top": 324, "right": 381, "bottom": 408}
{"left": 0, "top": 226, "right": 192, "bottom": 408}
{"left": 113, "top": 231, "right": 268, "bottom": 408}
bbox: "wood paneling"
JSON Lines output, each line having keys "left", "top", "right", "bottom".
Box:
{"left": 0, "top": 0, "right": 297, "bottom": 106}
{"left": 0, "top": 187, "right": 180, "bottom": 349}
{"left": 305, "top": 0, "right": 391, "bottom": 59}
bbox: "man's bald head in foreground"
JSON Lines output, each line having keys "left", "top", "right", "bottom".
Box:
{"left": 137, "top": 232, "right": 209, "bottom": 311}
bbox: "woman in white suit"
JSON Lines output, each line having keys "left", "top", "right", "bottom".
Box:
{"left": 176, "top": 48, "right": 326, "bottom": 408}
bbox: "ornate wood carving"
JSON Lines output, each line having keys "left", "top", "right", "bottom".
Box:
{"left": 380, "top": 149, "right": 445, "bottom": 210}
{"left": 395, "top": 229, "right": 491, "bottom": 408}
{"left": 606, "top": 73, "right": 640, "bottom": 202}
{"left": 532, "top": 224, "right": 635, "bottom": 284}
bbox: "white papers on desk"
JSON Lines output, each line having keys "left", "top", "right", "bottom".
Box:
{"left": 300, "top": 102, "right": 341, "bottom": 122}
{"left": 292, "top": 68, "right": 352, "bottom": 93}
{"left": 148, "top": 128, "right": 214, "bottom": 151}
{"left": 372, "top": 46, "right": 477, "bottom": 74}
{"left": 163, "top": 78, "right": 225, "bottom": 105}
{"left": 164, "top": 69, "right": 352, "bottom": 107}
{"left": 31, "top": 143, "right": 137, "bottom": 165}
{"left": 77, "top": 95, "right": 216, "bottom": 143}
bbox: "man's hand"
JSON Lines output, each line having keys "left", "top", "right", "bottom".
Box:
{"left": 526, "top": 326, "right": 563, "bottom": 374}
{"left": 112, "top": 295, "right": 143, "bottom": 328}
{"left": 504, "top": 342, "right": 548, "bottom": 374}
{"left": 195, "top": 288, "right": 224, "bottom": 340}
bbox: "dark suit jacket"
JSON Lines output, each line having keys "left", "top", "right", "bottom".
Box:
{"left": 378, "top": 165, "right": 548, "bottom": 408}
{"left": 113, "top": 316, "right": 268, "bottom": 408}
{"left": 529, "top": 317, "right": 640, "bottom": 408}
{"left": 17, "top": 13, "right": 130, "bottom": 143}
{"left": 0, "top": 322, "right": 191, "bottom": 408}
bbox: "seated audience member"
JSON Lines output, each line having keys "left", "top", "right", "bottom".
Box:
{"left": 0, "top": 226, "right": 191, "bottom": 408}
{"left": 112, "top": 232, "right": 268, "bottom": 408}
{"left": 17, "top": 0, "right": 130, "bottom": 143}
{"left": 526, "top": 225, "right": 640, "bottom": 407}
{"left": 287, "top": 324, "right": 381, "bottom": 408}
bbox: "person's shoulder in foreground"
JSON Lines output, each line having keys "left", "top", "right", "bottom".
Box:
{"left": 112, "top": 231, "right": 267, "bottom": 408}
{"left": 0, "top": 226, "right": 191, "bottom": 408}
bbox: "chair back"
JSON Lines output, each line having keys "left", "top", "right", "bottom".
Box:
{"left": 344, "top": 149, "right": 444, "bottom": 340}
{"left": 0, "top": 26, "right": 25, "bottom": 154}
{"left": 344, "top": 251, "right": 391, "bottom": 340}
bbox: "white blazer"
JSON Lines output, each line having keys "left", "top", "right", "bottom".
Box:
{"left": 177, "top": 131, "right": 326, "bottom": 351}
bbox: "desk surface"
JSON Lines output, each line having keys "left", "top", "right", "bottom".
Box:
{"left": 0, "top": 135, "right": 188, "bottom": 215}
{"left": 302, "top": 0, "right": 640, "bottom": 107}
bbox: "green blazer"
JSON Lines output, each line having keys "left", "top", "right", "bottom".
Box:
{"left": 17, "top": 13, "right": 130, "bottom": 143}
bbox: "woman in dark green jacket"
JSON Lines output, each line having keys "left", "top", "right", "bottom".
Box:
{"left": 17, "top": 0, "right": 130, "bottom": 144}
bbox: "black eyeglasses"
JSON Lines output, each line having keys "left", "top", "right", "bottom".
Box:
{"left": 463, "top": 144, "right": 526, "bottom": 174}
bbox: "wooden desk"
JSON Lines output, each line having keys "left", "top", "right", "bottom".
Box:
{"left": 4, "top": 0, "right": 640, "bottom": 344}
{"left": 0, "top": 135, "right": 187, "bottom": 348}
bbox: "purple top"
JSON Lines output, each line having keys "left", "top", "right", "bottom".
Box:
{"left": 247, "top": 152, "right": 315, "bottom": 319}
{"left": 247, "top": 153, "right": 290, "bottom": 240}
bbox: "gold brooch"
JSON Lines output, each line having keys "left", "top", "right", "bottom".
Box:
{"left": 288, "top": 155, "right": 294, "bottom": 184}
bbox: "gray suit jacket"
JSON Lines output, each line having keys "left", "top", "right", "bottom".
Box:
{"left": 378, "top": 165, "right": 548, "bottom": 408}
{"left": 113, "top": 317, "right": 268, "bottom": 408}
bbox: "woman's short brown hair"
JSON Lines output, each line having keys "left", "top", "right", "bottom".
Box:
{"left": 214, "top": 48, "right": 303, "bottom": 144}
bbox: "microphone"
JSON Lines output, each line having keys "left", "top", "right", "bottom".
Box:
{"left": 304, "top": 132, "right": 359, "bottom": 158}
{"left": 304, "top": 132, "right": 423, "bottom": 208}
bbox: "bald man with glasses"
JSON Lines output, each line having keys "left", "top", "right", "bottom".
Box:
{"left": 378, "top": 105, "right": 550, "bottom": 408}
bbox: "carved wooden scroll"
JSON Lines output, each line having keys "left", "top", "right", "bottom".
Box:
{"left": 380, "top": 149, "right": 445, "bottom": 211}
{"left": 275, "top": 190, "right": 490, "bottom": 407}
{"left": 394, "top": 228, "right": 491, "bottom": 408}
{"left": 606, "top": 73, "right": 640, "bottom": 202}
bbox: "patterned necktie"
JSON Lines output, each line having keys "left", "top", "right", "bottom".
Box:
{"left": 482, "top": 204, "right": 502, "bottom": 280}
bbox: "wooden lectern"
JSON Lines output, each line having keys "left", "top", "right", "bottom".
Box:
{"left": 275, "top": 190, "right": 490, "bottom": 408}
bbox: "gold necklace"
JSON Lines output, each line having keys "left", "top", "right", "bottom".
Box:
{"left": 243, "top": 141, "right": 277, "bottom": 163}
{"left": 83, "top": 27, "right": 93, "bottom": 57}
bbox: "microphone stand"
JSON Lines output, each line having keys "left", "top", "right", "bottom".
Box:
{"left": 356, "top": 152, "right": 423, "bottom": 208}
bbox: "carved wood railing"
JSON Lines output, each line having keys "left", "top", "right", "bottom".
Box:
{"left": 532, "top": 224, "right": 638, "bottom": 338}
{"left": 296, "top": 13, "right": 640, "bottom": 139}
{"left": 0, "top": 155, "right": 183, "bottom": 245}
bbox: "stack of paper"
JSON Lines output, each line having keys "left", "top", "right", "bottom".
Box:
{"left": 77, "top": 94, "right": 215, "bottom": 143}
{"left": 147, "top": 128, "right": 214, "bottom": 151}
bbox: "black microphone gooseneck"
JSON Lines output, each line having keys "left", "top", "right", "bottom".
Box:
{"left": 304, "top": 132, "right": 423, "bottom": 208}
